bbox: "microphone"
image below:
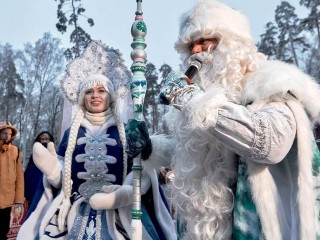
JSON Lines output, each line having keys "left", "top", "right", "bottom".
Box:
{"left": 185, "top": 59, "right": 202, "bottom": 81}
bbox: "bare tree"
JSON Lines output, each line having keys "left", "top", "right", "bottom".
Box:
{"left": 42, "top": 85, "right": 64, "bottom": 143}
{"left": 0, "top": 44, "right": 25, "bottom": 125}
{"left": 16, "top": 33, "right": 65, "bottom": 162}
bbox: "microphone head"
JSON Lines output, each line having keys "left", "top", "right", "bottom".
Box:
{"left": 185, "top": 60, "right": 202, "bottom": 79}
{"left": 190, "top": 59, "right": 202, "bottom": 70}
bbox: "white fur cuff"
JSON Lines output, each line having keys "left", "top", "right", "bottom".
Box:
{"left": 183, "top": 87, "right": 228, "bottom": 130}
{"left": 144, "top": 135, "right": 176, "bottom": 172}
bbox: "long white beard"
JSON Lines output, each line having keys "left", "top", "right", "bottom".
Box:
{"left": 170, "top": 47, "right": 246, "bottom": 239}
{"left": 170, "top": 109, "right": 237, "bottom": 239}
{"left": 170, "top": 42, "right": 264, "bottom": 239}
{"left": 190, "top": 50, "right": 225, "bottom": 88}
{"left": 188, "top": 46, "right": 249, "bottom": 103}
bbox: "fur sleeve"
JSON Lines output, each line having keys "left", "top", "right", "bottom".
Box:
{"left": 182, "top": 86, "right": 229, "bottom": 130}
{"left": 242, "top": 60, "right": 320, "bottom": 122}
{"left": 143, "top": 134, "right": 176, "bottom": 173}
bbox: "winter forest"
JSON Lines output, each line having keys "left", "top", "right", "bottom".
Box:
{"left": 0, "top": 0, "right": 319, "bottom": 165}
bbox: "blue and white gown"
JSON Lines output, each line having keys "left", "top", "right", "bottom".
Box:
{"left": 18, "top": 117, "right": 176, "bottom": 240}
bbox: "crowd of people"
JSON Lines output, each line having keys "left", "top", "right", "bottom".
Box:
{"left": 1, "top": 0, "right": 320, "bottom": 239}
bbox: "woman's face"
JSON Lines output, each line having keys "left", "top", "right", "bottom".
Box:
{"left": 84, "top": 85, "right": 110, "bottom": 113}
{"left": 39, "top": 133, "right": 50, "bottom": 144}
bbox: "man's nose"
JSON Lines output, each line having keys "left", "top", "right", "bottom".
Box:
{"left": 191, "top": 44, "right": 202, "bottom": 54}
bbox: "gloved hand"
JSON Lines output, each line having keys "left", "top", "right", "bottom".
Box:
{"left": 33, "top": 142, "right": 61, "bottom": 186}
{"left": 159, "top": 71, "right": 203, "bottom": 109}
{"left": 125, "top": 119, "right": 152, "bottom": 160}
{"left": 89, "top": 184, "right": 133, "bottom": 210}
{"left": 89, "top": 171, "right": 151, "bottom": 210}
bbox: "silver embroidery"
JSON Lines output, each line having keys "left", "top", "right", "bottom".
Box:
{"left": 85, "top": 220, "right": 96, "bottom": 239}
{"left": 68, "top": 204, "right": 90, "bottom": 240}
{"left": 76, "top": 132, "right": 118, "bottom": 199}
{"left": 249, "top": 112, "right": 271, "bottom": 160}
{"left": 68, "top": 204, "right": 102, "bottom": 240}
{"left": 79, "top": 205, "right": 90, "bottom": 240}
{"left": 96, "top": 210, "right": 102, "bottom": 240}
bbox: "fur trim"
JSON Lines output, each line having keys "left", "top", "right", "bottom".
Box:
{"left": 246, "top": 162, "right": 282, "bottom": 240}
{"left": 242, "top": 60, "right": 320, "bottom": 121}
{"left": 0, "top": 121, "right": 18, "bottom": 141}
{"left": 145, "top": 134, "right": 176, "bottom": 172}
{"left": 17, "top": 179, "right": 54, "bottom": 240}
{"left": 286, "top": 100, "right": 316, "bottom": 239}
{"left": 246, "top": 94, "right": 317, "bottom": 239}
{"left": 67, "top": 197, "right": 85, "bottom": 233}
{"left": 146, "top": 168, "right": 178, "bottom": 240}
{"left": 118, "top": 169, "right": 177, "bottom": 240}
{"left": 183, "top": 86, "right": 228, "bottom": 130}
{"left": 175, "top": 0, "right": 254, "bottom": 54}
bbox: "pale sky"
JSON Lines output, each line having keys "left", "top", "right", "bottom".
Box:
{"left": 0, "top": 0, "right": 307, "bottom": 70}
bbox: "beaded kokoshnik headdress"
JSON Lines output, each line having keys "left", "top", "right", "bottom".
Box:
{"left": 60, "top": 40, "right": 133, "bottom": 121}
{"left": 57, "top": 41, "right": 133, "bottom": 230}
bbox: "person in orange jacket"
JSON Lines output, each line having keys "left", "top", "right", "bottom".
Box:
{"left": 0, "top": 121, "right": 24, "bottom": 240}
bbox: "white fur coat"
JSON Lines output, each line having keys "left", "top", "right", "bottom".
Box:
{"left": 241, "top": 60, "right": 320, "bottom": 240}
{"left": 172, "top": 59, "right": 320, "bottom": 239}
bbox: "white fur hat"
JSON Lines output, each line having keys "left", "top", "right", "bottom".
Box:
{"left": 175, "top": 0, "right": 254, "bottom": 54}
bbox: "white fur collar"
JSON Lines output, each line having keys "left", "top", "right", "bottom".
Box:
{"left": 241, "top": 60, "right": 320, "bottom": 121}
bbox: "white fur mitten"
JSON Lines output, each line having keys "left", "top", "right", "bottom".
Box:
{"left": 89, "top": 184, "right": 133, "bottom": 210}
{"left": 33, "top": 142, "right": 61, "bottom": 187}
{"left": 89, "top": 172, "right": 152, "bottom": 210}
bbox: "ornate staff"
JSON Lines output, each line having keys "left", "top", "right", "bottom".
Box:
{"left": 130, "top": 0, "right": 147, "bottom": 239}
